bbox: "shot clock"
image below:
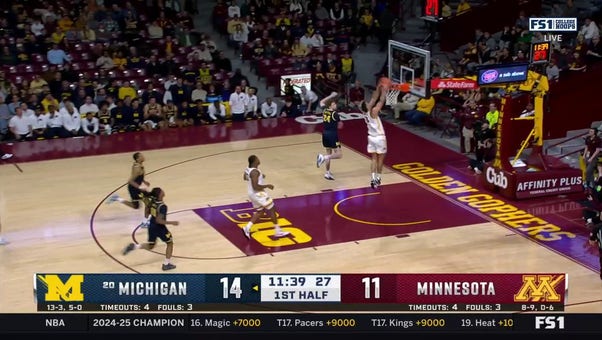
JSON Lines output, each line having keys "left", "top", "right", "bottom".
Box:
{"left": 530, "top": 42, "right": 551, "bottom": 64}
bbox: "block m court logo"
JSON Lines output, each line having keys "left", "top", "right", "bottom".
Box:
{"left": 513, "top": 274, "right": 565, "bottom": 302}
{"left": 36, "top": 274, "right": 84, "bottom": 301}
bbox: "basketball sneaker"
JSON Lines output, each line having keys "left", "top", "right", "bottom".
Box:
{"left": 162, "top": 263, "right": 176, "bottom": 271}
{"left": 324, "top": 172, "right": 335, "bottom": 180}
{"left": 274, "top": 230, "right": 291, "bottom": 238}
{"left": 243, "top": 225, "right": 251, "bottom": 239}
{"left": 316, "top": 154, "right": 325, "bottom": 168}
{"left": 1, "top": 153, "right": 13, "bottom": 160}
{"left": 122, "top": 243, "right": 135, "bottom": 255}
{"left": 105, "top": 194, "right": 121, "bottom": 204}
{"left": 137, "top": 217, "right": 150, "bottom": 229}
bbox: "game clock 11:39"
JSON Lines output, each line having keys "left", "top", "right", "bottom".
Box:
{"left": 530, "top": 42, "right": 551, "bottom": 64}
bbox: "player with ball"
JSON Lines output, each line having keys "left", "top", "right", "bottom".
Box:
{"left": 360, "top": 77, "right": 391, "bottom": 189}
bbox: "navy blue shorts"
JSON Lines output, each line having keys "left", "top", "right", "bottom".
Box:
{"left": 148, "top": 224, "right": 173, "bottom": 244}
{"left": 322, "top": 130, "right": 340, "bottom": 149}
{"left": 127, "top": 185, "right": 142, "bottom": 209}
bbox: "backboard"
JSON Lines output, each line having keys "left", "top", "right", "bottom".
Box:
{"left": 387, "top": 40, "right": 431, "bottom": 98}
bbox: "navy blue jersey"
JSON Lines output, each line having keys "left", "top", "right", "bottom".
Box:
{"left": 322, "top": 108, "right": 340, "bottom": 131}
{"left": 149, "top": 201, "right": 167, "bottom": 228}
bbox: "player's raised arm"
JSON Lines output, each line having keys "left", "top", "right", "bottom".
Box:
{"left": 319, "top": 91, "right": 338, "bottom": 107}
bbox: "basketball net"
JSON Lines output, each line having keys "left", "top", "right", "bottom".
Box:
{"left": 385, "top": 83, "right": 410, "bottom": 106}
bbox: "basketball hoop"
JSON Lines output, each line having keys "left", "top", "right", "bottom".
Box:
{"left": 385, "top": 83, "right": 410, "bottom": 106}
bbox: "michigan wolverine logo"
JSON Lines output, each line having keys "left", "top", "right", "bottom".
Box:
{"left": 513, "top": 274, "right": 564, "bottom": 302}
{"left": 37, "top": 274, "right": 84, "bottom": 301}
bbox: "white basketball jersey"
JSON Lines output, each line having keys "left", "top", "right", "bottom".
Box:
{"left": 245, "top": 167, "right": 264, "bottom": 196}
{"left": 365, "top": 113, "right": 385, "bottom": 137}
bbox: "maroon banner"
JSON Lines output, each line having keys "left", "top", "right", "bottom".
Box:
{"left": 430, "top": 78, "right": 477, "bottom": 90}
{"left": 340, "top": 273, "right": 566, "bottom": 304}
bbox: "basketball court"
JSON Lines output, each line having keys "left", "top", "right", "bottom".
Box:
{"left": 0, "top": 115, "right": 600, "bottom": 313}
{"left": 1, "top": 41, "right": 601, "bottom": 314}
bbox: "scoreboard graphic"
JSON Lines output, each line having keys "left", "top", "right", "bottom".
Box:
{"left": 34, "top": 273, "right": 567, "bottom": 312}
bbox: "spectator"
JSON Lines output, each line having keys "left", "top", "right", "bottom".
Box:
{"left": 546, "top": 59, "right": 560, "bottom": 81}
{"left": 81, "top": 111, "right": 100, "bottom": 135}
{"left": 348, "top": 80, "right": 365, "bottom": 110}
{"left": 148, "top": 21, "right": 164, "bottom": 39}
{"left": 468, "top": 121, "right": 496, "bottom": 174}
{"left": 393, "top": 92, "right": 420, "bottom": 120}
{"left": 45, "top": 105, "right": 67, "bottom": 139}
{"left": 245, "top": 87, "right": 259, "bottom": 119}
{"left": 187, "top": 44, "right": 213, "bottom": 63}
{"left": 80, "top": 96, "right": 100, "bottom": 116}
{"left": 587, "top": 36, "right": 602, "bottom": 60}
{"left": 208, "top": 100, "right": 227, "bottom": 123}
{"left": 96, "top": 50, "right": 115, "bottom": 70}
{"left": 519, "top": 102, "right": 535, "bottom": 118}
{"left": 46, "top": 44, "right": 71, "bottom": 66}
{"left": 300, "top": 86, "right": 319, "bottom": 114}
{"left": 228, "top": 1, "right": 241, "bottom": 18}
{"left": 580, "top": 17, "right": 600, "bottom": 45}
{"left": 9, "top": 107, "right": 32, "bottom": 141}
{"left": 31, "top": 105, "right": 49, "bottom": 140}
{"left": 229, "top": 85, "right": 248, "bottom": 122}
{"left": 456, "top": 0, "right": 471, "bottom": 15}
{"left": 191, "top": 82, "right": 207, "bottom": 103}
{"left": 314, "top": 1, "right": 329, "bottom": 21}
{"left": 485, "top": 102, "right": 500, "bottom": 129}
{"left": 280, "top": 97, "right": 301, "bottom": 118}
{"left": 405, "top": 95, "right": 435, "bottom": 126}
{"left": 60, "top": 101, "right": 81, "bottom": 137}
{"left": 214, "top": 51, "right": 233, "bottom": 73}
{"left": 261, "top": 97, "right": 278, "bottom": 118}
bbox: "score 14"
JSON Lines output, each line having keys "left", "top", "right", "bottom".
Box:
{"left": 220, "top": 277, "right": 242, "bottom": 299}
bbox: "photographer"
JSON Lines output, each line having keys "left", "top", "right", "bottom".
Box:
{"left": 469, "top": 120, "right": 496, "bottom": 174}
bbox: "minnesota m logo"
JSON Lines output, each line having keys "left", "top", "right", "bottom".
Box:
{"left": 38, "top": 274, "right": 84, "bottom": 301}
{"left": 514, "top": 274, "right": 564, "bottom": 302}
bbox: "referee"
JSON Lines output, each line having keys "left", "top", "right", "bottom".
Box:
{"left": 589, "top": 221, "right": 602, "bottom": 280}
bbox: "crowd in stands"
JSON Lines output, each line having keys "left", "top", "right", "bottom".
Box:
{"left": 217, "top": 0, "right": 400, "bottom": 100}
{"left": 0, "top": 0, "right": 405, "bottom": 142}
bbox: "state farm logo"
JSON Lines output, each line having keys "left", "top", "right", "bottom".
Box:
{"left": 431, "top": 79, "right": 477, "bottom": 89}
{"left": 486, "top": 167, "right": 508, "bottom": 189}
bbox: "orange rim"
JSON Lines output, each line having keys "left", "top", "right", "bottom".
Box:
{"left": 389, "top": 83, "right": 410, "bottom": 92}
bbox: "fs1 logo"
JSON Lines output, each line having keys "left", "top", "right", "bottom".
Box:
{"left": 514, "top": 274, "right": 564, "bottom": 302}
{"left": 535, "top": 316, "right": 565, "bottom": 329}
{"left": 37, "top": 274, "right": 85, "bottom": 301}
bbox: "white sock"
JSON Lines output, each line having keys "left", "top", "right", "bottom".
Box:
{"left": 134, "top": 244, "right": 142, "bottom": 249}
{"left": 371, "top": 172, "right": 376, "bottom": 180}
{"left": 163, "top": 259, "right": 171, "bottom": 265}
{"left": 245, "top": 222, "right": 252, "bottom": 230}
{"left": 117, "top": 197, "right": 125, "bottom": 202}
{"left": 324, "top": 155, "right": 330, "bottom": 160}
{"left": 274, "top": 224, "right": 281, "bottom": 232}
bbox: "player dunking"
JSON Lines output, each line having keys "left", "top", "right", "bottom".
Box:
{"left": 361, "top": 77, "right": 389, "bottom": 189}
{"left": 316, "top": 92, "right": 343, "bottom": 180}
{"left": 122, "top": 187, "right": 179, "bottom": 271}
{"left": 242, "top": 155, "right": 290, "bottom": 239}
{"left": 106, "top": 152, "right": 151, "bottom": 227}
